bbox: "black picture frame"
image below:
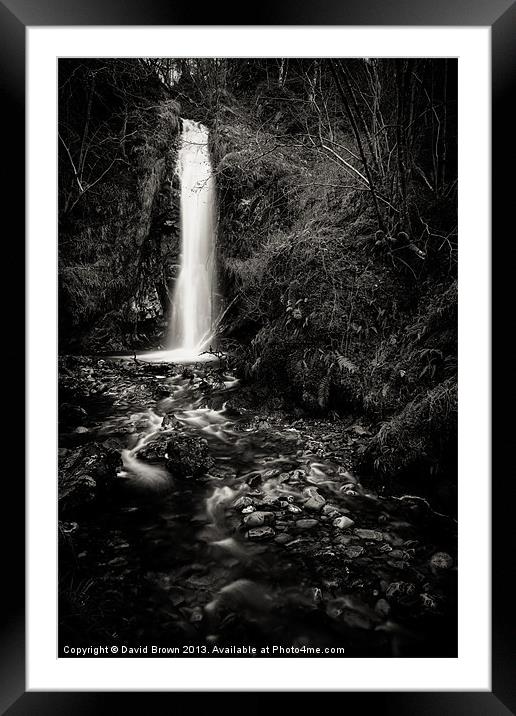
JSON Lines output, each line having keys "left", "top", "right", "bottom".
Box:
{"left": 3, "top": 0, "right": 512, "bottom": 711}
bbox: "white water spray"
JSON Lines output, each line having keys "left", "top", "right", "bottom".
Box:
{"left": 137, "top": 119, "right": 219, "bottom": 364}
{"left": 169, "top": 119, "right": 217, "bottom": 356}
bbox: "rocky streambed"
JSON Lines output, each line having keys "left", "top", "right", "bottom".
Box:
{"left": 58, "top": 355, "right": 457, "bottom": 657}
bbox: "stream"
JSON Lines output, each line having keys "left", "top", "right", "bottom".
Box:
{"left": 58, "top": 356, "right": 457, "bottom": 657}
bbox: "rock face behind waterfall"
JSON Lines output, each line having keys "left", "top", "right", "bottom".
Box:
{"left": 58, "top": 59, "right": 182, "bottom": 354}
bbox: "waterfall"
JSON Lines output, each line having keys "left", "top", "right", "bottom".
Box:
{"left": 169, "top": 119, "right": 217, "bottom": 356}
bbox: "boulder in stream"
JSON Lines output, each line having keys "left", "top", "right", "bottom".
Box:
{"left": 58, "top": 442, "right": 122, "bottom": 516}
{"left": 166, "top": 435, "right": 214, "bottom": 478}
{"left": 242, "top": 511, "right": 275, "bottom": 528}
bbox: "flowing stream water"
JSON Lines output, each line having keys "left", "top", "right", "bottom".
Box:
{"left": 60, "top": 359, "right": 457, "bottom": 656}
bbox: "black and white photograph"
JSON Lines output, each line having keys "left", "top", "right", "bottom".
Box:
{"left": 56, "top": 56, "right": 459, "bottom": 659}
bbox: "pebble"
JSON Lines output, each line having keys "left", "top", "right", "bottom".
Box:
{"left": 338, "top": 468, "right": 357, "bottom": 484}
{"left": 60, "top": 521, "right": 78, "bottom": 534}
{"left": 74, "top": 426, "right": 89, "bottom": 434}
{"left": 246, "top": 526, "right": 275, "bottom": 541}
{"left": 261, "top": 494, "right": 280, "bottom": 506}
{"left": 386, "top": 581, "right": 417, "bottom": 602}
{"left": 333, "top": 516, "right": 355, "bottom": 530}
{"left": 295, "top": 519, "right": 319, "bottom": 530}
{"left": 234, "top": 496, "right": 253, "bottom": 509}
{"left": 243, "top": 511, "right": 275, "bottom": 527}
{"left": 374, "top": 598, "right": 391, "bottom": 617}
{"left": 241, "top": 505, "right": 255, "bottom": 514}
{"left": 429, "top": 552, "right": 454, "bottom": 570}
{"left": 274, "top": 533, "right": 292, "bottom": 544}
{"left": 287, "top": 504, "right": 302, "bottom": 514}
{"left": 322, "top": 504, "right": 341, "bottom": 518}
{"left": 343, "top": 545, "right": 364, "bottom": 558}
{"left": 355, "top": 528, "right": 384, "bottom": 541}
{"left": 303, "top": 488, "right": 326, "bottom": 511}
{"left": 190, "top": 607, "right": 203, "bottom": 623}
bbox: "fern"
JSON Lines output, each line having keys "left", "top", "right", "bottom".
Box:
{"left": 335, "top": 353, "right": 358, "bottom": 374}
{"left": 318, "top": 373, "right": 331, "bottom": 409}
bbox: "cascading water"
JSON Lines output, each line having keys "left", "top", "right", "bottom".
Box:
{"left": 169, "top": 119, "right": 217, "bottom": 357}
{"left": 137, "top": 119, "right": 218, "bottom": 364}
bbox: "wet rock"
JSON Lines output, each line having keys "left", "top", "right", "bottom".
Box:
{"left": 295, "top": 518, "right": 319, "bottom": 530}
{"left": 374, "top": 598, "right": 391, "bottom": 617}
{"left": 190, "top": 606, "right": 203, "bottom": 623}
{"left": 138, "top": 437, "right": 169, "bottom": 462}
{"left": 274, "top": 533, "right": 293, "bottom": 544}
{"left": 389, "top": 549, "right": 410, "bottom": 560}
{"left": 74, "top": 426, "right": 89, "bottom": 434}
{"left": 333, "top": 516, "right": 355, "bottom": 530}
{"left": 322, "top": 504, "right": 341, "bottom": 518}
{"left": 303, "top": 487, "right": 326, "bottom": 511}
{"left": 166, "top": 435, "right": 213, "bottom": 478}
{"left": 420, "top": 593, "right": 439, "bottom": 609}
{"left": 233, "top": 495, "right": 254, "bottom": 510}
{"left": 246, "top": 526, "right": 275, "bottom": 541}
{"left": 260, "top": 493, "right": 281, "bottom": 507}
{"left": 256, "top": 420, "right": 271, "bottom": 430}
{"left": 59, "top": 521, "right": 79, "bottom": 535}
{"left": 313, "top": 587, "right": 323, "bottom": 603}
{"left": 429, "top": 552, "right": 454, "bottom": 571}
{"left": 243, "top": 511, "right": 275, "bottom": 528}
{"left": 241, "top": 505, "right": 255, "bottom": 514}
{"left": 107, "top": 556, "right": 127, "bottom": 567}
{"left": 355, "top": 528, "right": 384, "bottom": 541}
{"left": 222, "top": 402, "right": 241, "bottom": 417}
{"left": 346, "top": 424, "right": 371, "bottom": 436}
{"left": 102, "top": 437, "right": 124, "bottom": 452}
{"left": 337, "top": 468, "right": 357, "bottom": 484}
{"left": 60, "top": 403, "right": 88, "bottom": 424}
{"left": 386, "top": 581, "right": 417, "bottom": 604}
{"left": 343, "top": 545, "right": 364, "bottom": 558}
{"left": 290, "top": 469, "right": 305, "bottom": 482}
{"left": 264, "top": 469, "right": 281, "bottom": 479}
{"left": 60, "top": 442, "right": 122, "bottom": 492}
{"left": 246, "top": 472, "right": 262, "bottom": 488}
{"left": 287, "top": 504, "right": 302, "bottom": 514}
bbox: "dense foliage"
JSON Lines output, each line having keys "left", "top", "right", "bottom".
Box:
{"left": 58, "top": 58, "right": 458, "bottom": 489}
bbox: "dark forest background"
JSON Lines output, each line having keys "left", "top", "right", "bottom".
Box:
{"left": 58, "top": 57, "right": 457, "bottom": 495}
